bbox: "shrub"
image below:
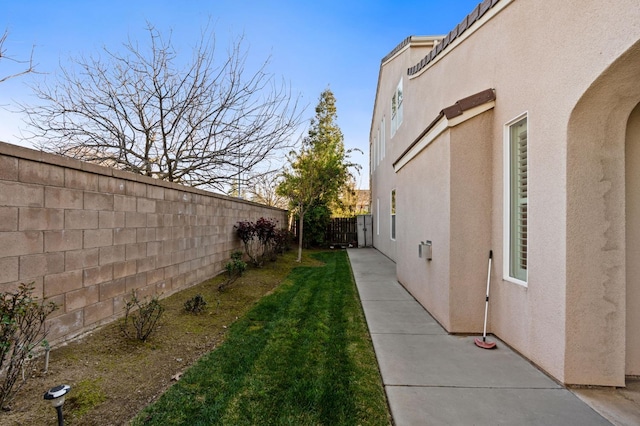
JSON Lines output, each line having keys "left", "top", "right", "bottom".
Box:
{"left": 230, "top": 250, "right": 244, "bottom": 262}
{"left": 254, "top": 217, "right": 276, "bottom": 248}
{"left": 220, "top": 251, "right": 247, "bottom": 290}
{"left": 234, "top": 221, "right": 257, "bottom": 263}
{"left": 234, "top": 218, "right": 283, "bottom": 266}
{"left": 120, "top": 292, "right": 165, "bottom": 342}
{"left": 227, "top": 251, "right": 247, "bottom": 276}
{"left": 0, "top": 283, "right": 57, "bottom": 409}
{"left": 272, "top": 228, "right": 292, "bottom": 255}
{"left": 184, "top": 294, "right": 207, "bottom": 314}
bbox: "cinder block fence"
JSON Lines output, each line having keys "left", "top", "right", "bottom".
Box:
{"left": 0, "top": 141, "right": 287, "bottom": 343}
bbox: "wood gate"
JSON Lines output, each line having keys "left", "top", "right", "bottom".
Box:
{"left": 326, "top": 217, "right": 358, "bottom": 246}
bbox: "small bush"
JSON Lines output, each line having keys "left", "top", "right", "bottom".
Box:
{"left": 230, "top": 250, "right": 244, "bottom": 262}
{"left": 184, "top": 294, "right": 207, "bottom": 314}
{"left": 254, "top": 217, "right": 276, "bottom": 247}
{"left": 234, "top": 218, "right": 284, "bottom": 266}
{"left": 219, "top": 251, "right": 248, "bottom": 290}
{"left": 273, "top": 228, "right": 292, "bottom": 255}
{"left": 226, "top": 251, "right": 247, "bottom": 277}
{"left": 120, "top": 292, "right": 165, "bottom": 342}
{"left": 234, "top": 221, "right": 255, "bottom": 244}
{"left": 0, "top": 283, "right": 57, "bottom": 409}
{"left": 224, "top": 259, "right": 247, "bottom": 278}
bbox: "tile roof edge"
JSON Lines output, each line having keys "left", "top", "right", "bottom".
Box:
{"left": 380, "top": 35, "right": 444, "bottom": 65}
{"left": 407, "top": 0, "right": 501, "bottom": 76}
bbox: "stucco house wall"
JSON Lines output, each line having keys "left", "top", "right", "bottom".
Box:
{"left": 396, "top": 129, "right": 452, "bottom": 327}
{"left": 370, "top": 0, "right": 640, "bottom": 386}
{"left": 370, "top": 37, "right": 442, "bottom": 261}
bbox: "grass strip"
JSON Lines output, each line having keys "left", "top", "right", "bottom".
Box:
{"left": 133, "top": 251, "right": 391, "bottom": 425}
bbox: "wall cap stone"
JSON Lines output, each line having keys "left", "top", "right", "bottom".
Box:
{"left": 0, "top": 141, "right": 286, "bottom": 213}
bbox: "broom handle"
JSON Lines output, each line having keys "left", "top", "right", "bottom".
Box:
{"left": 483, "top": 250, "right": 493, "bottom": 339}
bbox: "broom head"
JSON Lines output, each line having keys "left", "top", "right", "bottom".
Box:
{"left": 474, "top": 337, "right": 497, "bottom": 349}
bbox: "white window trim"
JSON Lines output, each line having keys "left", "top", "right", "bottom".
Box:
{"left": 503, "top": 112, "right": 528, "bottom": 287}
{"left": 390, "top": 189, "right": 396, "bottom": 241}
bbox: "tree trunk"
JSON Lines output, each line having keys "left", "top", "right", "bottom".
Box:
{"left": 297, "top": 210, "right": 304, "bottom": 262}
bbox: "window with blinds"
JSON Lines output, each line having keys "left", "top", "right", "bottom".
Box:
{"left": 509, "top": 117, "right": 528, "bottom": 282}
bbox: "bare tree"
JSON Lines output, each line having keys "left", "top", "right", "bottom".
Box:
{"left": 244, "top": 170, "right": 288, "bottom": 209}
{"left": 20, "top": 24, "right": 302, "bottom": 191}
{"left": 0, "top": 29, "right": 36, "bottom": 84}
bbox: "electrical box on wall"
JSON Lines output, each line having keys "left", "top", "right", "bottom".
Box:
{"left": 419, "top": 240, "right": 432, "bottom": 261}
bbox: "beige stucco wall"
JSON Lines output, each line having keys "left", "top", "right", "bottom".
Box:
{"left": 370, "top": 0, "right": 640, "bottom": 385}
{"left": 566, "top": 39, "right": 640, "bottom": 385}
{"left": 626, "top": 103, "right": 640, "bottom": 376}
{"left": 396, "top": 130, "right": 452, "bottom": 328}
{"left": 449, "top": 112, "right": 493, "bottom": 331}
{"left": 395, "top": 112, "right": 493, "bottom": 332}
{"left": 371, "top": 38, "right": 441, "bottom": 260}
{"left": 0, "top": 141, "right": 287, "bottom": 344}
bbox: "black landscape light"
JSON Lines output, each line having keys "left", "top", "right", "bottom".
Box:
{"left": 43, "top": 384, "right": 71, "bottom": 426}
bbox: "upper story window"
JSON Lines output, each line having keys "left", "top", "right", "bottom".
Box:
{"left": 391, "top": 79, "right": 403, "bottom": 137}
{"left": 504, "top": 114, "right": 528, "bottom": 284}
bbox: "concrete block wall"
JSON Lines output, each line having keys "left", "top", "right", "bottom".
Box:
{"left": 0, "top": 141, "right": 287, "bottom": 343}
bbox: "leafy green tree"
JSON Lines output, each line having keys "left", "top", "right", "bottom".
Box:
{"left": 302, "top": 200, "right": 331, "bottom": 247}
{"left": 277, "top": 89, "right": 359, "bottom": 261}
{"left": 331, "top": 176, "right": 358, "bottom": 218}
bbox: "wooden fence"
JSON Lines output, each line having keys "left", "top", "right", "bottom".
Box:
{"left": 291, "top": 216, "right": 359, "bottom": 247}
{"left": 325, "top": 217, "right": 358, "bottom": 246}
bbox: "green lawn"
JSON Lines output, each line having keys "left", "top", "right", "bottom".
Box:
{"left": 132, "top": 251, "right": 391, "bottom": 426}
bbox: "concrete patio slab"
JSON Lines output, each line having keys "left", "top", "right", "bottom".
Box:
{"left": 572, "top": 379, "right": 640, "bottom": 426}
{"left": 386, "top": 386, "right": 611, "bottom": 426}
{"left": 356, "top": 280, "right": 414, "bottom": 301}
{"left": 361, "top": 300, "right": 447, "bottom": 335}
{"left": 347, "top": 248, "right": 614, "bottom": 426}
{"left": 351, "top": 269, "right": 397, "bottom": 282}
{"left": 372, "top": 333, "right": 559, "bottom": 388}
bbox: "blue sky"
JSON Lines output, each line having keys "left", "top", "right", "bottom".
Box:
{"left": 1, "top": 0, "right": 480, "bottom": 189}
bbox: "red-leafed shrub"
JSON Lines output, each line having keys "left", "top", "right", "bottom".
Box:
{"left": 234, "top": 218, "right": 287, "bottom": 266}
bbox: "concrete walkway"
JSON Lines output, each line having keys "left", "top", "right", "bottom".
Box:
{"left": 347, "top": 248, "right": 611, "bottom": 426}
